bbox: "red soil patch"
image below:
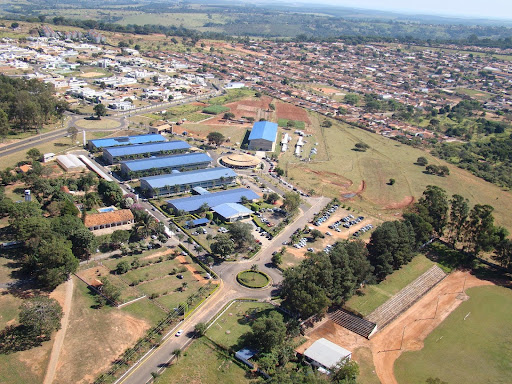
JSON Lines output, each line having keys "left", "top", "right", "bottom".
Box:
{"left": 176, "top": 255, "right": 208, "bottom": 284}
{"left": 275, "top": 100, "right": 311, "bottom": 125}
{"left": 384, "top": 196, "right": 415, "bottom": 210}
{"left": 302, "top": 168, "right": 353, "bottom": 189}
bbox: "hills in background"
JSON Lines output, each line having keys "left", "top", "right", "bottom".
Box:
{"left": 2, "top": 0, "right": 512, "bottom": 40}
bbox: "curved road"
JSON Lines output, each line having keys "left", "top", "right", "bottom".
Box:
{"left": 116, "top": 196, "right": 329, "bottom": 384}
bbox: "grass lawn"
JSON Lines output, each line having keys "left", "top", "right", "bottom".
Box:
{"left": 121, "top": 297, "right": 168, "bottom": 326}
{"left": 181, "top": 122, "right": 248, "bottom": 144}
{"left": 207, "top": 88, "right": 256, "bottom": 105}
{"left": 123, "top": 259, "right": 183, "bottom": 284}
{"left": 155, "top": 338, "right": 255, "bottom": 384}
{"left": 280, "top": 113, "right": 512, "bottom": 229}
{"left": 353, "top": 347, "right": 380, "bottom": 384}
{"left": 345, "top": 255, "right": 435, "bottom": 316}
{"left": 206, "top": 301, "right": 275, "bottom": 350}
{"left": 183, "top": 112, "right": 210, "bottom": 122}
{"left": 395, "top": 285, "right": 512, "bottom": 384}
{"left": 237, "top": 270, "right": 270, "bottom": 288}
{"left": 278, "top": 118, "right": 306, "bottom": 129}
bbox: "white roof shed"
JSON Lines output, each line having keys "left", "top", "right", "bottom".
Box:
{"left": 304, "top": 338, "right": 351, "bottom": 370}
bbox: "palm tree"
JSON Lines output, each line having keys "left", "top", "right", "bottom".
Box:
{"left": 173, "top": 348, "right": 182, "bottom": 360}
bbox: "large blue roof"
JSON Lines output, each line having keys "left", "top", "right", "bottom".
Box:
{"left": 104, "top": 140, "right": 190, "bottom": 158}
{"left": 248, "top": 121, "right": 278, "bottom": 142}
{"left": 167, "top": 188, "right": 259, "bottom": 212}
{"left": 141, "top": 167, "right": 237, "bottom": 189}
{"left": 90, "top": 134, "right": 165, "bottom": 149}
{"left": 212, "top": 203, "right": 253, "bottom": 219}
{"left": 121, "top": 153, "right": 211, "bottom": 172}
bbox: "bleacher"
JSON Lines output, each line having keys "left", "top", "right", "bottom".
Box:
{"left": 328, "top": 309, "right": 378, "bottom": 339}
{"left": 366, "top": 265, "right": 446, "bottom": 329}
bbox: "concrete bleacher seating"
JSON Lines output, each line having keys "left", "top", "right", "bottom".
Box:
{"left": 328, "top": 309, "right": 377, "bottom": 339}
{"left": 366, "top": 265, "right": 446, "bottom": 329}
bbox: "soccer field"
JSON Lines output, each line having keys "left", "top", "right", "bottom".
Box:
{"left": 394, "top": 285, "right": 512, "bottom": 384}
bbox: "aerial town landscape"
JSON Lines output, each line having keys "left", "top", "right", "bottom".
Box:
{"left": 0, "top": 1, "right": 511, "bottom": 384}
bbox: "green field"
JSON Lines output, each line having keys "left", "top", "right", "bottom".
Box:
{"left": 121, "top": 297, "right": 168, "bottom": 326}
{"left": 208, "top": 89, "right": 256, "bottom": 105}
{"left": 353, "top": 347, "right": 380, "bottom": 384}
{"left": 395, "top": 285, "right": 512, "bottom": 384}
{"left": 155, "top": 338, "right": 255, "bottom": 384}
{"left": 281, "top": 113, "right": 512, "bottom": 229}
{"left": 206, "top": 301, "right": 275, "bottom": 350}
{"left": 278, "top": 118, "right": 306, "bottom": 129}
{"left": 345, "top": 255, "right": 435, "bottom": 316}
{"left": 202, "top": 105, "right": 230, "bottom": 115}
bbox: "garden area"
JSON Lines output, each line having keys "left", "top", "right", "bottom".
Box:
{"left": 236, "top": 270, "right": 270, "bottom": 288}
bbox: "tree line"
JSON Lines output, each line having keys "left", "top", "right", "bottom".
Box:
{"left": 280, "top": 185, "right": 507, "bottom": 319}
{"left": 0, "top": 75, "right": 67, "bottom": 136}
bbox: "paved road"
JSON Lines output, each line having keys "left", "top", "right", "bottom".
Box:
{"left": 117, "top": 196, "right": 329, "bottom": 384}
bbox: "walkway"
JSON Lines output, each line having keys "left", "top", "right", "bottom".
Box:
{"left": 43, "top": 277, "right": 74, "bottom": 384}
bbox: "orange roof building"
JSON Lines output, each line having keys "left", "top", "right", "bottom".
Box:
{"left": 84, "top": 209, "right": 134, "bottom": 231}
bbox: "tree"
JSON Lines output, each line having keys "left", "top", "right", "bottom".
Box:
{"left": 344, "top": 93, "right": 359, "bottom": 105}
{"left": 11, "top": 22, "right": 19, "bottom": 29}
{"left": 173, "top": 348, "right": 182, "bottom": 359}
{"left": 403, "top": 212, "right": 433, "bottom": 248}
{"left": 354, "top": 142, "right": 370, "bottom": 151}
{"left": 248, "top": 311, "right": 286, "bottom": 353}
{"left": 194, "top": 322, "right": 207, "bottom": 336}
{"left": 99, "top": 276, "right": 121, "bottom": 305}
{"left": 388, "top": 178, "right": 396, "bottom": 185}
{"left": 321, "top": 120, "right": 332, "bottom": 128}
{"left": 19, "top": 297, "right": 63, "bottom": 338}
{"left": 26, "top": 148, "right": 42, "bottom": 162}
{"left": 416, "top": 156, "right": 428, "bottom": 166}
{"left": 493, "top": 239, "right": 512, "bottom": 270}
{"left": 282, "top": 192, "right": 301, "bottom": 214}
{"left": 310, "top": 229, "right": 323, "bottom": 240}
{"left": 116, "top": 260, "right": 131, "bottom": 274}
{"left": 268, "top": 103, "right": 275, "bottom": 111}
{"left": 267, "top": 192, "right": 280, "bottom": 204}
{"left": 271, "top": 252, "right": 282, "bottom": 266}
{"left": 210, "top": 234, "right": 235, "bottom": 258}
{"left": 93, "top": 103, "right": 106, "bottom": 119}
{"left": 464, "top": 204, "right": 500, "bottom": 255}
{"left": 447, "top": 194, "right": 469, "bottom": 247}
{"left": 207, "top": 131, "right": 225, "bottom": 146}
{"left": 331, "top": 359, "right": 359, "bottom": 384}
{"left": 367, "top": 221, "right": 415, "bottom": 280}
{"left": 111, "top": 229, "right": 130, "bottom": 249}
{"left": 274, "top": 167, "right": 285, "bottom": 177}
{"left": 222, "top": 112, "right": 235, "bottom": 120}
{"left": 0, "top": 108, "right": 10, "bottom": 136}
{"left": 67, "top": 125, "right": 78, "bottom": 143}
{"left": 228, "top": 221, "right": 254, "bottom": 249}
{"left": 416, "top": 185, "right": 449, "bottom": 237}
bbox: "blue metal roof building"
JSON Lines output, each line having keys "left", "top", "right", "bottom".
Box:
{"left": 185, "top": 218, "right": 210, "bottom": 228}
{"left": 88, "top": 134, "right": 165, "bottom": 150}
{"left": 140, "top": 167, "right": 238, "bottom": 197}
{"left": 248, "top": 121, "right": 278, "bottom": 151}
{"left": 102, "top": 140, "right": 190, "bottom": 164}
{"left": 167, "top": 188, "right": 259, "bottom": 212}
{"left": 212, "top": 203, "right": 253, "bottom": 222}
{"left": 120, "top": 153, "right": 212, "bottom": 178}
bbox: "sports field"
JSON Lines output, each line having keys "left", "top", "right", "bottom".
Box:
{"left": 280, "top": 114, "right": 512, "bottom": 229}
{"left": 345, "top": 255, "right": 435, "bottom": 316}
{"left": 394, "top": 285, "right": 512, "bottom": 384}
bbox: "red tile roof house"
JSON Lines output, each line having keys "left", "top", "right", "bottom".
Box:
{"left": 84, "top": 209, "right": 134, "bottom": 231}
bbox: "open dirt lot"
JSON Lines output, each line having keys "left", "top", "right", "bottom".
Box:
{"left": 298, "top": 271, "right": 493, "bottom": 384}
{"left": 275, "top": 100, "right": 311, "bottom": 126}
{"left": 52, "top": 279, "right": 149, "bottom": 384}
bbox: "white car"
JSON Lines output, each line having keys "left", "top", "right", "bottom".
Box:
{"left": 175, "top": 329, "right": 184, "bottom": 337}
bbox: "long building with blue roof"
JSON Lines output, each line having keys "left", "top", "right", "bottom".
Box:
{"left": 102, "top": 140, "right": 190, "bottom": 164}
{"left": 248, "top": 121, "right": 278, "bottom": 151}
{"left": 140, "top": 167, "right": 238, "bottom": 197}
{"left": 167, "top": 188, "right": 259, "bottom": 213}
{"left": 120, "top": 153, "right": 212, "bottom": 178}
{"left": 87, "top": 134, "right": 165, "bottom": 151}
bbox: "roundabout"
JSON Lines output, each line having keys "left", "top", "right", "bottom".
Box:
{"left": 236, "top": 270, "right": 271, "bottom": 289}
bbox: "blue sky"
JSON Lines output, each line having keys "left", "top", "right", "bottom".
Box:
{"left": 294, "top": 0, "right": 511, "bottom": 20}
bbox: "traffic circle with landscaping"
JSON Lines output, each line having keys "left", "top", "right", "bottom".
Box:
{"left": 236, "top": 270, "right": 271, "bottom": 288}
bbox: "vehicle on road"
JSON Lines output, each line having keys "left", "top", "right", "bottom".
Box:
{"left": 175, "top": 329, "right": 184, "bottom": 337}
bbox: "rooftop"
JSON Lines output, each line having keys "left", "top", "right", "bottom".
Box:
{"left": 121, "top": 152, "right": 212, "bottom": 172}
{"left": 103, "top": 140, "right": 190, "bottom": 158}
{"left": 89, "top": 134, "right": 165, "bottom": 149}
{"left": 84, "top": 209, "right": 134, "bottom": 228}
{"left": 212, "top": 203, "right": 253, "bottom": 219}
{"left": 303, "top": 338, "right": 351, "bottom": 369}
{"left": 141, "top": 167, "right": 237, "bottom": 189}
{"left": 168, "top": 188, "right": 259, "bottom": 212}
{"left": 248, "top": 121, "right": 278, "bottom": 142}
